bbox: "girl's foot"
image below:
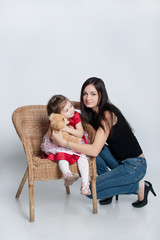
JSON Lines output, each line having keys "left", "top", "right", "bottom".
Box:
{"left": 80, "top": 182, "right": 91, "bottom": 195}
{"left": 64, "top": 172, "right": 79, "bottom": 186}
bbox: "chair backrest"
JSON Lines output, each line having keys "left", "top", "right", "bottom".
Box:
{"left": 12, "top": 105, "right": 49, "bottom": 157}
{"left": 12, "top": 102, "right": 82, "bottom": 157}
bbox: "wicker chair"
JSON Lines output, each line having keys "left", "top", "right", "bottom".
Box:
{"left": 12, "top": 103, "right": 97, "bottom": 222}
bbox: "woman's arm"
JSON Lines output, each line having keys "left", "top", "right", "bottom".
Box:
{"left": 51, "top": 111, "right": 117, "bottom": 157}
{"left": 51, "top": 123, "right": 110, "bottom": 157}
{"left": 62, "top": 122, "right": 83, "bottom": 138}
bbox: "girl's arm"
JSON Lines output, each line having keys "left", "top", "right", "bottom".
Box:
{"left": 62, "top": 122, "right": 83, "bottom": 138}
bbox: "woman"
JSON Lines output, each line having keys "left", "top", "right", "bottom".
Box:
{"left": 52, "top": 77, "right": 156, "bottom": 207}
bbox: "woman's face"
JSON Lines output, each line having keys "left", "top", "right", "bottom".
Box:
{"left": 82, "top": 84, "right": 100, "bottom": 112}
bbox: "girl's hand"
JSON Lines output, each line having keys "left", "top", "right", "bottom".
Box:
{"left": 62, "top": 126, "right": 71, "bottom": 133}
{"left": 51, "top": 130, "right": 65, "bottom": 147}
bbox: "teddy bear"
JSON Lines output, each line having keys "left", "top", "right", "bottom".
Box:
{"left": 49, "top": 113, "right": 81, "bottom": 143}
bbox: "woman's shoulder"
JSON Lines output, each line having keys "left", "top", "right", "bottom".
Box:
{"left": 104, "top": 110, "right": 117, "bottom": 126}
{"left": 106, "top": 104, "right": 123, "bottom": 118}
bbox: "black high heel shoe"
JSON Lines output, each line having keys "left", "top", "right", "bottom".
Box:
{"left": 132, "top": 181, "right": 156, "bottom": 208}
{"left": 99, "top": 195, "right": 119, "bottom": 205}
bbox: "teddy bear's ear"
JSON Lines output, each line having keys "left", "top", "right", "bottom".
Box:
{"left": 49, "top": 113, "right": 55, "bottom": 121}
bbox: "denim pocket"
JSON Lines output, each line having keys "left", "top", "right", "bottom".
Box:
{"left": 122, "top": 157, "right": 147, "bottom": 177}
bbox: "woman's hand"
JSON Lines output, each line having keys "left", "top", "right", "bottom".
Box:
{"left": 51, "top": 130, "right": 66, "bottom": 147}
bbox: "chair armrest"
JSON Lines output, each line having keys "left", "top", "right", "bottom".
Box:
{"left": 22, "top": 138, "right": 34, "bottom": 181}
{"left": 12, "top": 108, "right": 25, "bottom": 142}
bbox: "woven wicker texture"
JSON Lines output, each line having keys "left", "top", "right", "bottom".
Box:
{"left": 12, "top": 103, "right": 97, "bottom": 221}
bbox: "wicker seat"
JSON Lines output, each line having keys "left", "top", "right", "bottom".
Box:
{"left": 12, "top": 103, "right": 97, "bottom": 222}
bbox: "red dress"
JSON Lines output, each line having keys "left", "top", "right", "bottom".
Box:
{"left": 41, "top": 112, "right": 89, "bottom": 164}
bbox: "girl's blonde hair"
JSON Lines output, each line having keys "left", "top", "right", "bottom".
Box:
{"left": 47, "top": 95, "right": 69, "bottom": 116}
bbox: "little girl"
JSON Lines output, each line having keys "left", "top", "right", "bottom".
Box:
{"left": 41, "top": 94, "right": 91, "bottom": 195}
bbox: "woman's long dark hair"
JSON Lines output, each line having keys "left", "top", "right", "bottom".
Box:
{"left": 80, "top": 77, "right": 132, "bottom": 131}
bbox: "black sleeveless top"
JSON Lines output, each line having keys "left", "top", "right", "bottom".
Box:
{"left": 107, "top": 107, "right": 143, "bottom": 160}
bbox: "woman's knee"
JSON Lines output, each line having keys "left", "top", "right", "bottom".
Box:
{"left": 96, "top": 155, "right": 109, "bottom": 175}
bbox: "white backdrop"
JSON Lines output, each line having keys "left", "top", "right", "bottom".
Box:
{"left": 1, "top": 0, "right": 160, "bottom": 182}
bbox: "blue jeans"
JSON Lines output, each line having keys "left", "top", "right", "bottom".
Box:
{"left": 96, "top": 145, "right": 119, "bottom": 175}
{"left": 89, "top": 145, "right": 147, "bottom": 199}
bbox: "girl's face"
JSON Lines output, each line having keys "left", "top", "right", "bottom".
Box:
{"left": 61, "top": 101, "right": 75, "bottom": 119}
{"left": 82, "top": 84, "right": 100, "bottom": 112}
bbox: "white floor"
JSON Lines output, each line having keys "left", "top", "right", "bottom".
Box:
{"left": 1, "top": 153, "right": 159, "bottom": 240}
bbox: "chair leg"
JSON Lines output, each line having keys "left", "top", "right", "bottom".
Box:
{"left": 29, "top": 183, "right": 34, "bottom": 222}
{"left": 65, "top": 186, "right": 70, "bottom": 194}
{"left": 15, "top": 168, "right": 28, "bottom": 198}
{"left": 91, "top": 176, "right": 98, "bottom": 214}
